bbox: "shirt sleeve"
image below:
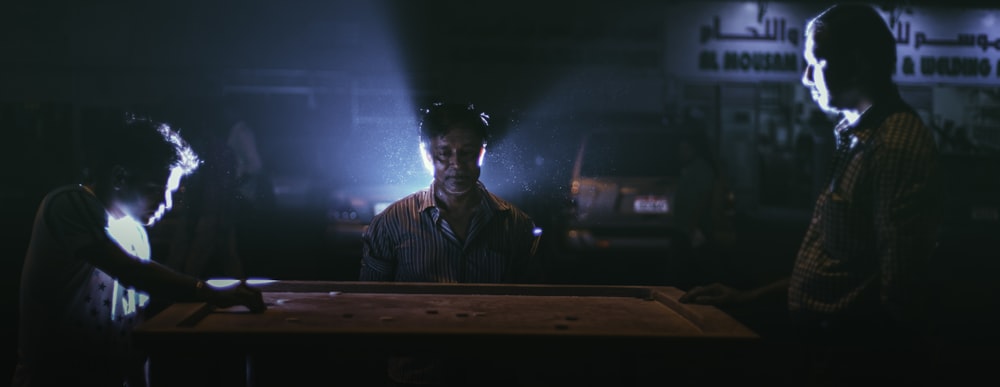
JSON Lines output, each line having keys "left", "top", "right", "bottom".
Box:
{"left": 359, "top": 213, "right": 397, "bottom": 281}
{"left": 45, "top": 189, "right": 203, "bottom": 301}
{"left": 512, "top": 212, "right": 543, "bottom": 283}
{"left": 43, "top": 189, "right": 110, "bottom": 257}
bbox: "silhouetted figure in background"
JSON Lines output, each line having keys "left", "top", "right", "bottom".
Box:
{"left": 681, "top": 4, "right": 943, "bottom": 385}
{"left": 13, "top": 113, "right": 266, "bottom": 387}
{"left": 164, "top": 113, "right": 246, "bottom": 279}
{"left": 673, "top": 132, "right": 717, "bottom": 251}
{"left": 668, "top": 131, "right": 723, "bottom": 289}
{"left": 222, "top": 108, "right": 273, "bottom": 216}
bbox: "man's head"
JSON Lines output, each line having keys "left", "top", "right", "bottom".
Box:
{"left": 86, "top": 113, "right": 200, "bottom": 225}
{"left": 418, "top": 103, "right": 490, "bottom": 196}
{"left": 802, "top": 3, "right": 896, "bottom": 113}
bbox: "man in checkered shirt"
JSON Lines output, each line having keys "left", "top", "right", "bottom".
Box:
{"left": 681, "top": 4, "right": 943, "bottom": 384}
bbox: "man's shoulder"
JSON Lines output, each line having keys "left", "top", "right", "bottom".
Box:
{"left": 482, "top": 189, "right": 534, "bottom": 222}
{"left": 876, "top": 110, "right": 936, "bottom": 150}
{"left": 879, "top": 108, "right": 926, "bottom": 130}
{"left": 370, "top": 189, "right": 429, "bottom": 224}
{"left": 42, "top": 186, "right": 103, "bottom": 215}
{"left": 43, "top": 184, "right": 86, "bottom": 199}
{"left": 35, "top": 185, "right": 109, "bottom": 244}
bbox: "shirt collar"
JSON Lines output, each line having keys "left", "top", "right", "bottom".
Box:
{"left": 842, "top": 89, "right": 912, "bottom": 140}
{"left": 835, "top": 112, "right": 871, "bottom": 149}
{"left": 417, "top": 181, "right": 510, "bottom": 215}
{"left": 838, "top": 92, "right": 913, "bottom": 149}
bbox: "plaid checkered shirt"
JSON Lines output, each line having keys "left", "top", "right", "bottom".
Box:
{"left": 788, "top": 93, "right": 942, "bottom": 331}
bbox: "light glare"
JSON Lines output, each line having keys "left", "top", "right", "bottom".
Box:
{"left": 105, "top": 212, "right": 151, "bottom": 320}
{"left": 147, "top": 166, "right": 187, "bottom": 226}
{"left": 206, "top": 278, "right": 278, "bottom": 288}
{"left": 145, "top": 122, "right": 201, "bottom": 226}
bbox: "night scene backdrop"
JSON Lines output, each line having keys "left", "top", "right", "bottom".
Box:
{"left": 3, "top": 0, "right": 999, "bottom": 381}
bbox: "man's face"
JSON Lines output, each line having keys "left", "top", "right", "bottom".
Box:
{"left": 426, "top": 127, "right": 485, "bottom": 196}
{"left": 113, "top": 167, "right": 172, "bottom": 225}
{"left": 802, "top": 32, "right": 852, "bottom": 113}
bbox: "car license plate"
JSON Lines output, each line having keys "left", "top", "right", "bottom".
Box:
{"left": 633, "top": 196, "right": 669, "bottom": 213}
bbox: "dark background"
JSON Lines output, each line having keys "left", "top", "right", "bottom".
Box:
{"left": 3, "top": 0, "right": 1000, "bottom": 382}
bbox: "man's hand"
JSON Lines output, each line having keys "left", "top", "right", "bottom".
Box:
{"left": 204, "top": 282, "right": 267, "bottom": 313}
{"left": 679, "top": 283, "right": 747, "bottom": 306}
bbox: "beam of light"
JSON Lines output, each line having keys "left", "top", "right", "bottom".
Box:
{"left": 533, "top": 227, "right": 543, "bottom": 237}
{"left": 323, "top": 2, "right": 426, "bottom": 195}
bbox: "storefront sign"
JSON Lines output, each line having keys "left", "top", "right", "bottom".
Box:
{"left": 893, "top": 9, "right": 1000, "bottom": 84}
{"left": 665, "top": 2, "right": 1000, "bottom": 85}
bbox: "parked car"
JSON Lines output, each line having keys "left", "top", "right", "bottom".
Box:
{"left": 563, "top": 128, "right": 734, "bottom": 253}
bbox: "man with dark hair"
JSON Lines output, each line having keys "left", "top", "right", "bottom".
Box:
{"left": 359, "top": 102, "right": 540, "bottom": 386}
{"left": 681, "top": 4, "right": 942, "bottom": 384}
{"left": 14, "top": 113, "right": 266, "bottom": 387}
{"left": 360, "top": 102, "right": 540, "bottom": 284}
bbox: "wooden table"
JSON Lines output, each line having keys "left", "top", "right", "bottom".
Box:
{"left": 135, "top": 281, "right": 759, "bottom": 386}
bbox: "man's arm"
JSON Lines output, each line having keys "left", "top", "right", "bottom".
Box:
{"left": 359, "top": 215, "right": 396, "bottom": 281}
{"left": 871, "top": 123, "right": 940, "bottom": 330}
{"left": 515, "top": 218, "right": 543, "bottom": 284}
{"left": 680, "top": 277, "right": 789, "bottom": 306}
{"left": 79, "top": 241, "right": 266, "bottom": 312}
{"left": 44, "top": 188, "right": 264, "bottom": 311}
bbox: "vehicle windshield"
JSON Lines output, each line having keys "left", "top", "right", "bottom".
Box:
{"left": 579, "top": 132, "right": 681, "bottom": 177}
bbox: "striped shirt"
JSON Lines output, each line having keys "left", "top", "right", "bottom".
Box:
{"left": 360, "top": 182, "right": 540, "bottom": 283}
{"left": 788, "top": 93, "right": 942, "bottom": 330}
{"left": 359, "top": 182, "right": 541, "bottom": 384}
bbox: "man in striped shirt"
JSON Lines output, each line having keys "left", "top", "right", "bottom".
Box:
{"left": 360, "top": 103, "right": 540, "bottom": 284}
{"left": 681, "top": 4, "right": 942, "bottom": 383}
{"left": 359, "top": 102, "right": 541, "bottom": 385}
